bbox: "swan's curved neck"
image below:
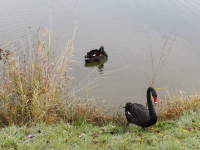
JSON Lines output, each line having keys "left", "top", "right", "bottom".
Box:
{"left": 147, "top": 89, "right": 156, "bottom": 118}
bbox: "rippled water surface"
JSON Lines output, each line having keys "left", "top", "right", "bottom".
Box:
{"left": 1, "top": 0, "right": 200, "bottom": 105}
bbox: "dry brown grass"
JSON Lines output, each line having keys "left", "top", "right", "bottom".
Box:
{"left": 0, "top": 28, "right": 125, "bottom": 127}
{"left": 157, "top": 88, "right": 200, "bottom": 121}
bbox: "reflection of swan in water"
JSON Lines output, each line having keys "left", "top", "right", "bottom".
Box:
{"left": 84, "top": 59, "right": 108, "bottom": 74}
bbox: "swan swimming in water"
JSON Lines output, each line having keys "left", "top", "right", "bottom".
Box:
{"left": 85, "top": 46, "right": 108, "bottom": 63}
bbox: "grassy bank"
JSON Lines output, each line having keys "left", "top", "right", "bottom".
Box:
{"left": 0, "top": 110, "right": 200, "bottom": 149}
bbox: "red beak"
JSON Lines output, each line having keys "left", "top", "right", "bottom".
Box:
{"left": 154, "top": 97, "right": 157, "bottom": 104}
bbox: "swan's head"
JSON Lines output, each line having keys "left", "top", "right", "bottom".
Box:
{"left": 99, "top": 45, "right": 108, "bottom": 58}
{"left": 148, "top": 87, "right": 158, "bottom": 104}
{"left": 152, "top": 89, "right": 157, "bottom": 104}
{"left": 99, "top": 46, "right": 104, "bottom": 52}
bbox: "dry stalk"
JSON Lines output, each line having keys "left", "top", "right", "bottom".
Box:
{"left": 146, "top": 31, "right": 176, "bottom": 87}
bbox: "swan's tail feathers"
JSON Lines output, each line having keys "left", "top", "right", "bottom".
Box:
{"left": 123, "top": 102, "right": 132, "bottom": 111}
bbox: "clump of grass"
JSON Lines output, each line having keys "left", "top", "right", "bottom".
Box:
{"left": 0, "top": 27, "right": 74, "bottom": 126}
{"left": 0, "top": 28, "right": 125, "bottom": 127}
{"left": 157, "top": 88, "right": 200, "bottom": 120}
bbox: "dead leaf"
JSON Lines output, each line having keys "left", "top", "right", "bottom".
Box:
{"left": 97, "top": 143, "right": 102, "bottom": 147}
{"left": 92, "top": 133, "right": 99, "bottom": 137}
{"left": 93, "top": 141, "right": 98, "bottom": 144}
{"left": 187, "top": 128, "right": 191, "bottom": 131}
{"left": 150, "top": 128, "right": 155, "bottom": 131}
{"left": 24, "top": 134, "right": 35, "bottom": 139}
{"left": 123, "top": 130, "right": 129, "bottom": 133}
{"left": 147, "top": 140, "right": 153, "bottom": 145}
{"left": 138, "top": 133, "right": 142, "bottom": 136}
{"left": 78, "top": 133, "right": 85, "bottom": 138}
{"left": 63, "top": 138, "right": 68, "bottom": 142}
{"left": 154, "top": 130, "right": 161, "bottom": 133}
{"left": 105, "top": 144, "right": 110, "bottom": 148}
{"left": 101, "top": 129, "right": 107, "bottom": 134}
{"left": 182, "top": 129, "right": 187, "bottom": 133}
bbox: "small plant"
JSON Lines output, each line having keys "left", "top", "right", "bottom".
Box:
{"left": 73, "top": 116, "right": 83, "bottom": 126}
{"left": 145, "top": 31, "right": 176, "bottom": 87}
{"left": 144, "top": 32, "right": 200, "bottom": 121}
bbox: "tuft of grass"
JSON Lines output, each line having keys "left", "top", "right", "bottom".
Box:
{"left": 0, "top": 28, "right": 125, "bottom": 127}
{"left": 0, "top": 27, "right": 75, "bottom": 126}
{"left": 157, "top": 88, "right": 200, "bottom": 121}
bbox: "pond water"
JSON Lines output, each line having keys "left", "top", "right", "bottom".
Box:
{"left": 1, "top": 0, "right": 200, "bottom": 106}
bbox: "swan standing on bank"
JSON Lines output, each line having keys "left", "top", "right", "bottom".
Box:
{"left": 124, "top": 87, "right": 158, "bottom": 129}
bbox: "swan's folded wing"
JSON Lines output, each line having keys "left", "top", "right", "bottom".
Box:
{"left": 88, "top": 50, "right": 99, "bottom": 55}
{"left": 126, "top": 103, "right": 150, "bottom": 124}
{"left": 125, "top": 111, "right": 139, "bottom": 124}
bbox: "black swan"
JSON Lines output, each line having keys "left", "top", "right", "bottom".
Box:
{"left": 124, "top": 87, "right": 158, "bottom": 129}
{"left": 85, "top": 46, "right": 108, "bottom": 63}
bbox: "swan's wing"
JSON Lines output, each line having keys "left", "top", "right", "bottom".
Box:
{"left": 130, "top": 103, "right": 147, "bottom": 112}
{"left": 88, "top": 50, "right": 99, "bottom": 55}
{"left": 85, "top": 50, "right": 100, "bottom": 58}
{"left": 125, "top": 103, "right": 149, "bottom": 124}
{"left": 125, "top": 111, "right": 139, "bottom": 124}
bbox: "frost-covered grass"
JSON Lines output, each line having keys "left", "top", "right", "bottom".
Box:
{"left": 0, "top": 110, "right": 200, "bottom": 149}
